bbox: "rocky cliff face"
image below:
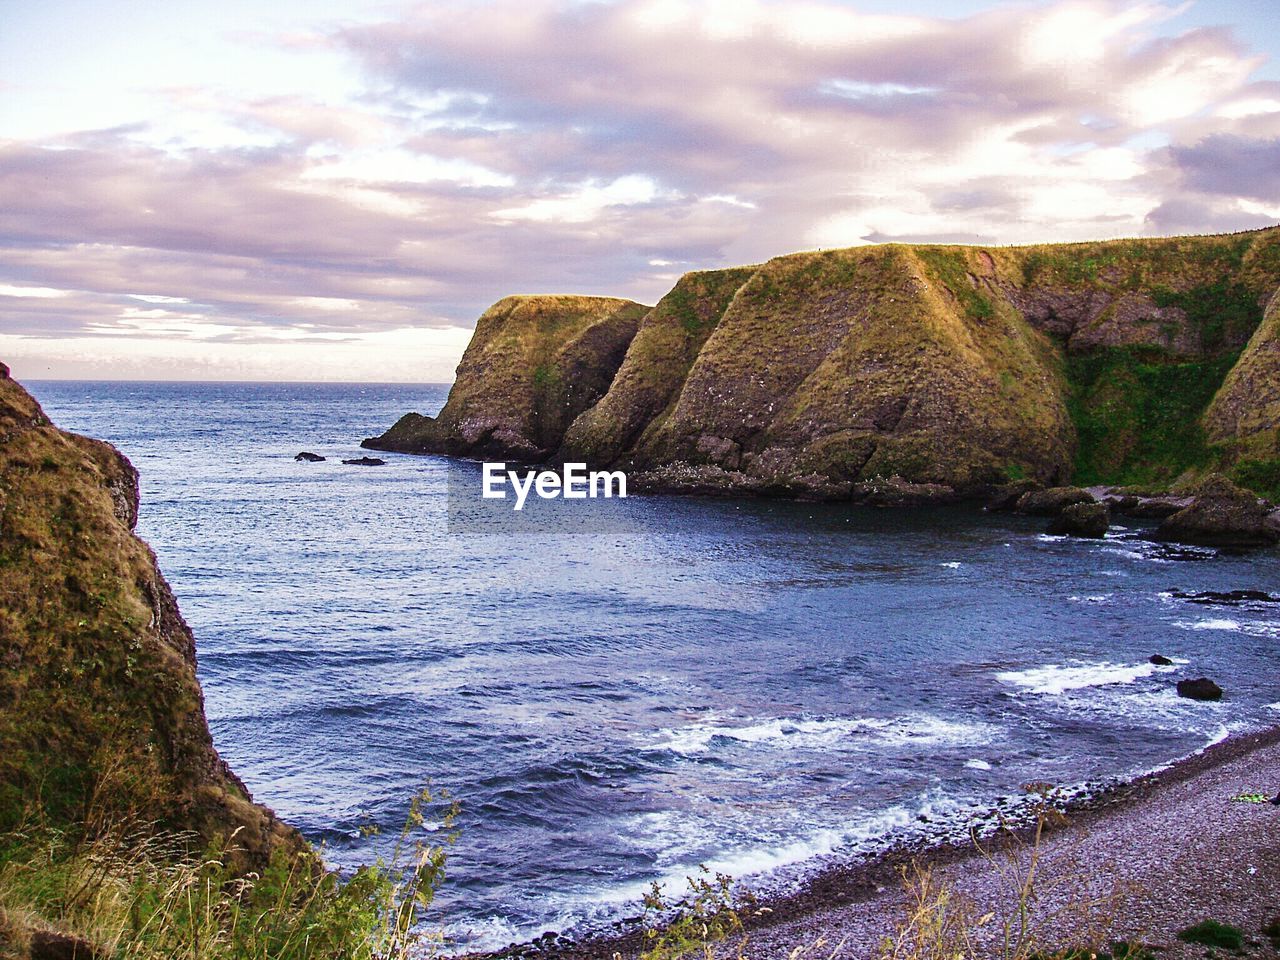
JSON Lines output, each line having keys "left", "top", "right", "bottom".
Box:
{"left": 366, "top": 227, "right": 1280, "bottom": 501}
{"left": 0, "top": 365, "right": 301, "bottom": 868}
{"left": 365, "top": 295, "right": 648, "bottom": 460}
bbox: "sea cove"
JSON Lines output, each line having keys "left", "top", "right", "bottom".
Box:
{"left": 26, "top": 379, "right": 1280, "bottom": 954}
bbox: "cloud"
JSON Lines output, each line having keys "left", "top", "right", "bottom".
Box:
{"left": 1, "top": 0, "right": 1278, "bottom": 378}
{"left": 1170, "top": 133, "right": 1280, "bottom": 202}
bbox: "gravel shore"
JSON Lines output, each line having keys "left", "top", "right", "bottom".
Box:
{"left": 528, "top": 726, "right": 1280, "bottom": 960}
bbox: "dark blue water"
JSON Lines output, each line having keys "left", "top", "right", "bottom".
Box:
{"left": 26, "top": 380, "right": 1280, "bottom": 951}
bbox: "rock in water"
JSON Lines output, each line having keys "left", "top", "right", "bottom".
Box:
{"left": 1177, "top": 677, "right": 1224, "bottom": 701}
{"left": 1167, "top": 589, "right": 1280, "bottom": 606}
{"left": 343, "top": 456, "right": 386, "bottom": 466}
{"left": 1153, "top": 474, "right": 1279, "bottom": 550}
{"left": 1046, "top": 501, "right": 1110, "bottom": 537}
{"left": 295, "top": 451, "right": 325, "bottom": 462}
{"left": 985, "top": 479, "right": 1043, "bottom": 512}
{"left": 1150, "top": 654, "right": 1174, "bottom": 665}
{"left": 1016, "top": 486, "right": 1096, "bottom": 517}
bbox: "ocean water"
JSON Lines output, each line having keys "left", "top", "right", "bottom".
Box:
{"left": 26, "top": 380, "right": 1280, "bottom": 951}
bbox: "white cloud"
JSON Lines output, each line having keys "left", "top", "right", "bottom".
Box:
{"left": 491, "top": 175, "right": 662, "bottom": 223}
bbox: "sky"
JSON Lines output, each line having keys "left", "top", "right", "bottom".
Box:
{"left": 1, "top": 0, "right": 1279, "bottom": 381}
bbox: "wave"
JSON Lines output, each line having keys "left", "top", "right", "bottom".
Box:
{"left": 996, "top": 658, "right": 1179, "bottom": 696}
{"left": 651, "top": 713, "right": 992, "bottom": 757}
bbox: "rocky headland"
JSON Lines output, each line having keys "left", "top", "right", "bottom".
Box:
{"left": 0, "top": 364, "right": 300, "bottom": 869}
{"left": 366, "top": 228, "right": 1280, "bottom": 545}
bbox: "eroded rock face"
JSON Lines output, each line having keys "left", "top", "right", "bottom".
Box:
{"left": 1153, "top": 474, "right": 1278, "bottom": 550}
{"left": 363, "top": 295, "right": 648, "bottom": 460}
{"left": 0, "top": 366, "right": 303, "bottom": 870}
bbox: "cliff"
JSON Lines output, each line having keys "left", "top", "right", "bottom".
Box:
{"left": 365, "top": 227, "right": 1280, "bottom": 501}
{"left": 367, "top": 295, "right": 649, "bottom": 460}
{"left": 0, "top": 364, "right": 301, "bottom": 869}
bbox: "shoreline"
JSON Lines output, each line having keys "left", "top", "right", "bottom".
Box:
{"left": 479, "top": 724, "right": 1280, "bottom": 960}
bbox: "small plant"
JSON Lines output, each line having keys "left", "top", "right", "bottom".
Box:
{"left": 1177, "top": 919, "right": 1244, "bottom": 951}
{"left": 0, "top": 786, "right": 460, "bottom": 960}
{"left": 878, "top": 803, "right": 1136, "bottom": 960}
{"left": 641, "top": 866, "right": 757, "bottom": 960}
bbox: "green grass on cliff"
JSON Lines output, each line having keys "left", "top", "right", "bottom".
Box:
{"left": 0, "top": 789, "right": 457, "bottom": 960}
{"left": 915, "top": 247, "right": 995, "bottom": 319}
{"left": 1066, "top": 346, "right": 1239, "bottom": 487}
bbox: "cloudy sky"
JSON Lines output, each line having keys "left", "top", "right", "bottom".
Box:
{"left": 2, "top": 0, "right": 1278, "bottom": 381}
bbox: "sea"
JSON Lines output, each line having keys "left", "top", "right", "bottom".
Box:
{"left": 25, "top": 380, "right": 1280, "bottom": 952}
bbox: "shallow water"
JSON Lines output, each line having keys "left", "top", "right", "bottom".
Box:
{"left": 27, "top": 380, "right": 1280, "bottom": 951}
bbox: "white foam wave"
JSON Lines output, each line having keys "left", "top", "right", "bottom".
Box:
{"left": 1069, "top": 594, "right": 1113, "bottom": 604}
{"left": 653, "top": 713, "right": 991, "bottom": 757}
{"left": 1187, "top": 618, "right": 1242, "bottom": 630}
{"left": 598, "top": 791, "right": 965, "bottom": 907}
{"left": 996, "top": 659, "right": 1175, "bottom": 696}
{"left": 965, "top": 758, "right": 992, "bottom": 771}
{"left": 940, "top": 561, "right": 962, "bottom": 569}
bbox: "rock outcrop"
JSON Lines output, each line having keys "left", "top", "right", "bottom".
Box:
{"left": 1016, "top": 486, "right": 1096, "bottom": 517}
{"left": 364, "top": 295, "right": 648, "bottom": 461}
{"left": 367, "top": 227, "right": 1280, "bottom": 505}
{"left": 1152, "top": 474, "right": 1278, "bottom": 550}
{"left": 0, "top": 365, "right": 302, "bottom": 869}
{"left": 1047, "top": 501, "right": 1110, "bottom": 538}
{"left": 1177, "top": 677, "right": 1224, "bottom": 701}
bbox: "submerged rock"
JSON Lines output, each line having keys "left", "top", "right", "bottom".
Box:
{"left": 1016, "top": 486, "right": 1096, "bottom": 517}
{"left": 1150, "top": 654, "right": 1174, "bottom": 666}
{"left": 1046, "top": 501, "right": 1110, "bottom": 538}
{"left": 1177, "top": 677, "right": 1224, "bottom": 701}
{"left": 295, "top": 451, "right": 325, "bottom": 462}
{"left": 1168, "top": 589, "right": 1280, "bottom": 606}
{"left": 343, "top": 456, "right": 386, "bottom": 466}
{"left": 1153, "top": 474, "right": 1278, "bottom": 550}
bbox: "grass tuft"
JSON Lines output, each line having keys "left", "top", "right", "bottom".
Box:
{"left": 1176, "top": 919, "right": 1245, "bottom": 951}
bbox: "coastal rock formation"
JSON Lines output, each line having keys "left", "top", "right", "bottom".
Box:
{"left": 0, "top": 365, "right": 302, "bottom": 869}
{"left": 564, "top": 247, "right": 1073, "bottom": 498}
{"left": 367, "top": 228, "right": 1280, "bottom": 503}
{"left": 1016, "top": 486, "right": 1096, "bottom": 517}
{"left": 365, "top": 295, "right": 648, "bottom": 461}
{"left": 1177, "top": 677, "right": 1224, "bottom": 701}
{"left": 295, "top": 451, "right": 325, "bottom": 462}
{"left": 1047, "top": 501, "right": 1110, "bottom": 538}
{"left": 1153, "top": 474, "right": 1278, "bottom": 550}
